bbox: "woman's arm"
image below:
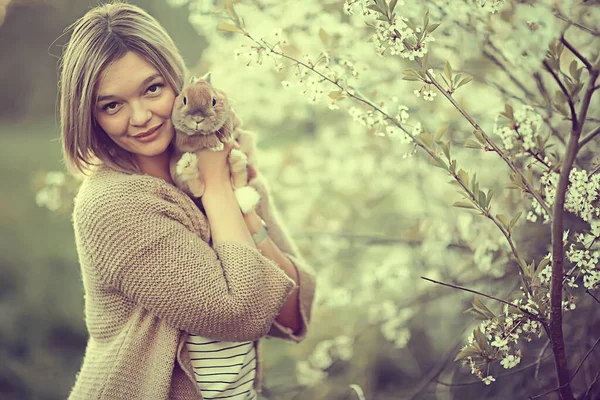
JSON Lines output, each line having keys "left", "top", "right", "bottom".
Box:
{"left": 74, "top": 178, "right": 297, "bottom": 342}
{"left": 244, "top": 174, "right": 317, "bottom": 342}
{"left": 201, "top": 179, "right": 255, "bottom": 247}
{"left": 244, "top": 210, "right": 302, "bottom": 334}
{"left": 202, "top": 177, "right": 303, "bottom": 333}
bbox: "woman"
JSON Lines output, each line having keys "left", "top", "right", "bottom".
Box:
{"left": 59, "top": 2, "right": 316, "bottom": 399}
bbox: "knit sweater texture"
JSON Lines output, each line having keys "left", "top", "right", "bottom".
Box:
{"left": 68, "top": 163, "right": 316, "bottom": 400}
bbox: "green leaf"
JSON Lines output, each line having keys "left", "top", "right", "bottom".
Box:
{"left": 473, "top": 296, "right": 495, "bottom": 319}
{"left": 505, "top": 183, "right": 521, "bottom": 190}
{"left": 509, "top": 211, "right": 522, "bottom": 229}
{"left": 464, "top": 139, "right": 482, "bottom": 149}
{"left": 454, "top": 346, "right": 480, "bottom": 362}
{"left": 367, "top": 4, "right": 382, "bottom": 13}
{"left": 453, "top": 201, "right": 476, "bottom": 209}
{"left": 402, "top": 76, "right": 422, "bottom": 81}
{"left": 426, "top": 23, "right": 440, "bottom": 33}
{"left": 422, "top": 52, "right": 430, "bottom": 72}
{"left": 486, "top": 189, "right": 494, "bottom": 209}
{"left": 216, "top": 23, "right": 242, "bottom": 33}
{"left": 473, "top": 327, "right": 488, "bottom": 350}
{"left": 389, "top": 0, "right": 399, "bottom": 13}
{"left": 224, "top": 0, "right": 240, "bottom": 24}
{"left": 474, "top": 129, "right": 485, "bottom": 144}
{"left": 319, "top": 28, "right": 330, "bottom": 47}
{"left": 569, "top": 60, "right": 578, "bottom": 81}
{"left": 450, "top": 159, "right": 457, "bottom": 174}
{"left": 429, "top": 157, "right": 448, "bottom": 170}
{"left": 423, "top": 9, "right": 430, "bottom": 28}
{"left": 504, "top": 104, "right": 514, "bottom": 120}
{"left": 457, "top": 169, "right": 469, "bottom": 187}
{"left": 328, "top": 90, "right": 344, "bottom": 100}
{"left": 496, "top": 214, "right": 510, "bottom": 230}
{"left": 456, "top": 76, "right": 473, "bottom": 90}
{"left": 420, "top": 132, "right": 434, "bottom": 148}
{"left": 403, "top": 19, "right": 418, "bottom": 32}
{"left": 478, "top": 190, "right": 486, "bottom": 207}
{"left": 435, "top": 124, "right": 448, "bottom": 141}
{"left": 403, "top": 68, "right": 422, "bottom": 77}
{"left": 534, "top": 257, "right": 551, "bottom": 279}
{"left": 444, "top": 61, "right": 453, "bottom": 82}
{"left": 464, "top": 307, "right": 489, "bottom": 320}
{"left": 441, "top": 141, "right": 451, "bottom": 161}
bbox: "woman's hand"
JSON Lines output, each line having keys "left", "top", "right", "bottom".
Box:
{"left": 195, "top": 140, "right": 241, "bottom": 189}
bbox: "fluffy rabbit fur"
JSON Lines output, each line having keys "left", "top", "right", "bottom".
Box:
{"left": 169, "top": 72, "right": 260, "bottom": 213}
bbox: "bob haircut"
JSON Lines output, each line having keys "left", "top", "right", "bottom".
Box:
{"left": 58, "top": 0, "right": 186, "bottom": 177}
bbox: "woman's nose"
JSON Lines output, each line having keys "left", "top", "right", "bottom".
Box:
{"left": 129, "top": 102, "right": 152, "bottom": 127}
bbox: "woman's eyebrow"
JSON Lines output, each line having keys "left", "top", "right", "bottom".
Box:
{"left": 96, "top": 73, "right": 162, "bottom": 103}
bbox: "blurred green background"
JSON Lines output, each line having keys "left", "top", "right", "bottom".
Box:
{"left": 2, "top": 1, "right": 600, "bottom": 400}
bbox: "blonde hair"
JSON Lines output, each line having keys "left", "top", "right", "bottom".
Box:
{"left": 58, "top": 0, "right": 186, "bottom": 177}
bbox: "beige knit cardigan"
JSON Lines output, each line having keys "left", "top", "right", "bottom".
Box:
{"left": 68, "top": 164, "right": 316, "bottom": 399}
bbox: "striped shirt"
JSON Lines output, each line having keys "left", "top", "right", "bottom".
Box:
{"left": 186, "top": 334, "right": 258, "bottom": 400}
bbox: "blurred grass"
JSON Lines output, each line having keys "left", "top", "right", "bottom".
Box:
{"left": 0, "top": 118, "right": 86, "bottom": 399}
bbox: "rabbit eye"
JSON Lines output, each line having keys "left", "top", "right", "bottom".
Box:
{"left": 212, "top": 98, "right": 216, "bottom": 107}
{"left": 183, "top": 97, "right": 187, "bottom": 105}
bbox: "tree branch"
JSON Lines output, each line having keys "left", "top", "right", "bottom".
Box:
{"left": 586, "top": 289, "right": 600, "bottom": 304}
{"left": 414, "top": 51, "right": 552, "bottom": 218}
{"left": 560, "top": 36, "right": 592, "bottom": 70}
{"left": 548, "top": 65, "right": 599, "bottom": 400}
{"left": 529, "top": 336, "right": 600, "bottom": 400}
{"left": 420, "top": 276, "right": 540, "bottom": 319}
{"left": 543, "top": 59, "right": 577, "bottom": 129}
{"left": 581, "top": 370, "right": 600, "bottom": 400}
{"left": 552, "top": 11, "right": 600, "bottom": 37}
{"left": 578, "top": 125, "right": 600, "bottom": 150}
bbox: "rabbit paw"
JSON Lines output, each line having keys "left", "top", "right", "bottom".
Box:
{"left": 176, "top": 152, "right": 199, "bottom": 178}
{"left": 228, "top": 149, "right": 248, "bottom": 173}
{"left": 235, "top": 186, "right": 260, "bottom": 214}
{"left": 209, "top": 141, "right": 225, "bottom": 152}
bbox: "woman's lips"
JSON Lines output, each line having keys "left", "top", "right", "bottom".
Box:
{"left": 135, "top": 124, "right": 162, "bottom": 142}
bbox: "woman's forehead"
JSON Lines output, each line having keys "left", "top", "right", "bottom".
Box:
{"left": 96, "top": 52, "right": 160, "bottom": 97}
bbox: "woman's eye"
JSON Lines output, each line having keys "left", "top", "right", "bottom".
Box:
{"left": 147, "top": 83, "right": 163, "bottom": 94}
{"left": 212, "top": 98, "right": 216, "bottom": 107}
{"left": 103, "top": 102, "right": 119, "bottom": 112}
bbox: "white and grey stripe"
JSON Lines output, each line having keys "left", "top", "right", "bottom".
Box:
{"left": 186, "top": 335, "right": 258, "bottom": 400}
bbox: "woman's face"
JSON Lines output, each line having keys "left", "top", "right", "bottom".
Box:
{"left": 94, "top": 51, "right": 176, "bottom": 162}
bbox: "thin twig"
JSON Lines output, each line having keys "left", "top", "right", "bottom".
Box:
{"left": 571, "top": 336, "right": 600, "bottom": 384}
{"left": 482, "top": 46, "right": 537, "bottom": 99}
{"left": 420, "top": 276, "right": 540, "bottom": 319}
{"left": 529, "top": 336, "right": 600, "bottom": 399}
{"left": 535, "top": 340, "right": 551, "bottom": 382}
{"left": 581, "top": 370, "right": 600, "bottom": 400}
{"left": 436, "top": 350, "right": 554, "bottom": 387}
{"left": 543, "top": 59, "right": 577, "bottom": 129}
{"left": 587, "top": 290, "right": 600, "bottom": 304}
{"left": 553, "top": 12, "right": 600, "bottom": 37}
{"left": 579, "top": 125, "right": 600, "bottom": 149}
{"left": 408, "top": 336, "right": 465, "bottom": 400}
{"left": 560, "top": 36, "right": 592, "bottom": 70}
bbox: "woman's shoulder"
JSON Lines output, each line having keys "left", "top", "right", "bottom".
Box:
{"left": 74, "top": 164, "right": 202, "bottom": 222}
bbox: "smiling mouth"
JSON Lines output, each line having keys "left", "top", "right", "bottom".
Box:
{"left": 136, "top": 124, "right": 162, "bottom": 138}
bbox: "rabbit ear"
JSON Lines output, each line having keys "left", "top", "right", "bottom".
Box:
{"left": 200, "top": 71, "right": 212, "bottom": 84}
{"left": 189, "top": 76, "right": 198, "bottom": 84}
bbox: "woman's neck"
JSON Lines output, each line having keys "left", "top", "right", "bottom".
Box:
{"left": 135, "top": 149, "right": 175, "bottom": 186}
